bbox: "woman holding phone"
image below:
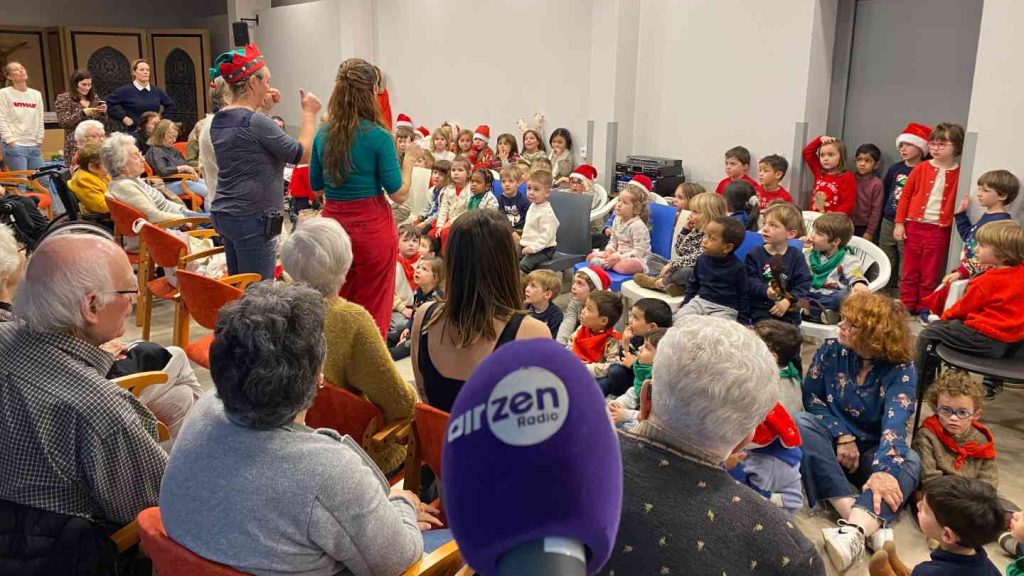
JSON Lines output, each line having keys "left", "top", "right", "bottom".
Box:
{"left": 54, "top": 69, "right": 107, "bottom": 166}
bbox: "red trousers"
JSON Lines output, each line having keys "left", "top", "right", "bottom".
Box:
{"left": 900, "top": 221, "right": 951, "bottom": 312}
{"left": 322, "top": 196, "right": 397, "bottom": 338}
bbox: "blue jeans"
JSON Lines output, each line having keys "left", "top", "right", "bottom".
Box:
{"left": 165, "top": 178, "right": 209, "bottom": 200}
{"left": 2, "top": 143, "right": 44, "bottom": 173}
{"left": 809, "top": 287, "right": 848, "bottom": 311}
{"left": 421, "top": 529, "right": 453, "bottom": 554}
{"left": 795, "top": 411, "right": 921, "bottom": 525}
{"left": 211, "top": 211, "right": 278, "bottom": 280}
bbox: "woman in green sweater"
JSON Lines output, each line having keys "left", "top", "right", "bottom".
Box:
{"left": 281, "top": 216, "right": 415, "bottom": 474}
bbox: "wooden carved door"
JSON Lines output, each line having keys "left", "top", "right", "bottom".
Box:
{"left": 62, "top": 27, "right": 148, "bottom": 133}
{"left": 149, "top": 29, "right": 210, "bottom": 139}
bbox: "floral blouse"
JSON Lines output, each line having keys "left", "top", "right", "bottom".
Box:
{"left": 802, "top": 339, "right": 917, "bottom": 474}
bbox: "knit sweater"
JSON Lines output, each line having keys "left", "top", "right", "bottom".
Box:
{"left": 321, "top": 297, "right": 416, "bottom": 473}
{"left": 911, "top": 423, "right": 999, "bottom": 489}
{"left": 852, "top": 173, "right": 884, "bottom": 232}
{"left": 519, "top": 201, "right": 559, "bottom": 252}
{"left": 106, "top": 177, "right": 188, "bottom": 224}
{"left": 528, "top": 303, "right": 564, "bottom": 339}
{"left": 435, "top": 185, "right": 467, "bottom": 229}
{"left": 684, "top": 253, "right": 750, "bottom": 320}
{"left": 803, "top": 136, "right": 856, "bottom": 214}
{"left": 953, "top": 211, "right": 1012, "bottom": 279}
{"left": 941, "top": 264, "right": 1024, "bottom": 343}
{"left": 910, "top": 548, "right": 1001, "bottom": 576}
{"left": 556, "top": 299, "right": 582, "bottom": 345}
{"left": 895, "top": 160, "right": 961, "bottom": 227}
{"left": 745, "top": 245, "right": 812, "bottom": 324}
{"left": 497, "top": 190, "right": 531, "bottom": 230}
{"left": 803, "top": 247, "right": 867, "bottom": 293}
{"left": 715, "top": 174, "right": 761, "bottom": 196}
{"left": 606, "top": 215, "right": 651, "bottom": 263}
{"left": 68, "top": 169, "right": 111, "bottom": 214}
{"left": 882, "top": 161, "right": 915, "bottom": 221}
{"left": 758, "top": 186, "right": 793, "bottom": 210}
{"left": 549, "top": 149, "right": 573, "bottom": 181}
{"left": 0, "top": 86, "right": 45, "bottom": 146}
{"left": 104, "top": 83, "right": 174, "bottom": 129}
{"left": 516, "top": 150, "right": 547, "bottom": 173}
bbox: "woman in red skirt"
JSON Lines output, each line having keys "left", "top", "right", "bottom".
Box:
{"left": 310, "top": 58, "right": 420, "bottom": 337}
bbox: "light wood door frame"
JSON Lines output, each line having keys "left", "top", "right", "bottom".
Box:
{"left": 148, "top": 28, "right": 211, "bottom": 124}
{"left": 0, "top": 24, "right": 53, "bottom": 108}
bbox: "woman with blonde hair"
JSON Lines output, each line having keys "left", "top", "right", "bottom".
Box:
{"left": 311, "top": 58, "right": 420, "bottom": 337}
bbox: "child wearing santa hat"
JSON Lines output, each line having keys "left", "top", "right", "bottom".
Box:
{"left": 878, "top": 122, "right": 930, "bottom": 298}
{"left": 471, "top": 124, "right": 494, "bottom": 169}
{"left": 557, "top": 265, "right": 612, "bottom": 345}
{"left": 395, "top": 113, "right": 413, "bottom": 131}
{"left": 726, "top": 403, "right": 804, "bottom": 518}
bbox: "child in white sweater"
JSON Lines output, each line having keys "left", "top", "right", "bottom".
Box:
{"left": 519, "top": 170, "right": 559, "bottom": 273}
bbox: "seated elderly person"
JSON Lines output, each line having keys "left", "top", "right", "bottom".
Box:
{"left": 69, "top": 118, "right": 106, "bottom": 169}
{"left": 160, "top": 281, "right": 451, "bottom": 575}
{"left": 602, "top": 316, "right": 825, "bottom": 576}
{"left": 67, "top": 140, "right": 111, "bottom": 214}
{"left": 144, "top": 119, "right": 209, "bottom": 201}
{"left": 281, "top": 217, "right": 416, "bottom": 475}
{"left": 796, "top": 292, "right": 921, "bottom": 572}
{"left": 0, "top": 234, "right": 166, "bottom": 573}
{"left": 102, "top": 132, "right": 205, "bottom": 225}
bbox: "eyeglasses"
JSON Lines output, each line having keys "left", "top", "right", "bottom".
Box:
{"left": 927, "top": 140, "right": 951, "bottom": 148}
{"left": 839, "top": 316, "right": 859, "bottom": 329}
{"left": 96, "top": 289, "right": 139, "bottom": 302}
{"left": 936, "top": 405, "right": 974, "bottom": 420}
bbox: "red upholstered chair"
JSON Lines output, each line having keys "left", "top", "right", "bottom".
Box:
{"left": 173, "top": 269, "right": 256, "bottom": 369}
{"left": 136, "top": 507, "right": 248, "bottom": 575}
{"left": 137, "top": 222, "right": 219, "bottom": 342}
{"left": 403, "top": 403, "right": 450, "bottom": 524}
{"left": 305, "top": 382, "right": 412, "bottom": 482}
{"left": 143, "top": 159, "right": 203, "bottom": 211}
{"left": 106, "top": 197, "right": 151, "bottom": 327}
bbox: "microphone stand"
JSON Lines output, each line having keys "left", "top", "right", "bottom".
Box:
{"left": 494, "top": 537, "right": 586, "bottom": 576}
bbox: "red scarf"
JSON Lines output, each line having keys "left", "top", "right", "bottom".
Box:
{"left": 921, "top": 414, "right": 996, "bottom": 470}
{"left": 572, "top": 326, "right": 621, "bottom": 363}
{"left": 397, "top": 253, "right": 420, "bottom": 285}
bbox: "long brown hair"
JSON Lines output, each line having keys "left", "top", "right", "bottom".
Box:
{"left": 322, "top": 58, "right": 387, "bottom": 186}
{"left": 428, "top": 210, "right": 525, "bottom": 348}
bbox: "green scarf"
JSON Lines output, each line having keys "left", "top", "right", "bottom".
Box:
{"left": 809, "top": 247, "right": 849, "bottom": 289}
{"left": 633, "top": 362, "right": 654, "bottom": 400}
{"left": 779, "top": 362, "right": 800, "bottom": 382}
{"left": 468, "top": 192, "right": 487, "bottom": 210}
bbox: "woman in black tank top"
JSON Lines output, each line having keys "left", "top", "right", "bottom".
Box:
{"left": 411, "top": 211, "right": 552, "bottom": 413}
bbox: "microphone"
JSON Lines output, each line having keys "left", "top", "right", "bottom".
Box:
{"left": 442, "top": 338, "right": 622, "bottom": 576}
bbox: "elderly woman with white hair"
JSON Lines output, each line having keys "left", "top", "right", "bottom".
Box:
{"left": 69, "top": 118, "right": 106, "bottom": 168}
{"left": 281, "top": 216, "right": 415, "bottom": 474}
{"left": 102, "top": 132, "right": 205, "bottom": 224}
{"left": 601, "top": 316, "right": 825, "bottom": 576}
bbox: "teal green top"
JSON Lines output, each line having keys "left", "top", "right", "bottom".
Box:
{"left": 633, "top": 362, "right": 653, "bottom": 399}
{"left": 310, "top": 120, "right": 402, "bottom": 201}
{"left": 1009, "top": 557, "right": 1024, "bottom": 576}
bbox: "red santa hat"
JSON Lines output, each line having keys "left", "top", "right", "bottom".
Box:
{"left": 896, "top": 122, "right": 931, "bottom": 156}
{"left": 570, "top": 164, "right": 598, "bottom": 183}
{"left": 578, "top": 265, "right": 611, "bottom": 291}
{"left": 395, "top": 113, "right": 413, "bottom": 129}
{"left": 751, "top": 403, "right": 802, "bottom": 449}
{"left": 473, "top": 124, "right": 490, "bottom": 143}
{"left": 415, "top": 126, "right": 430, "bottom": 139}
{"left": 629, "top": 174, "right": 652, "bottom": 195}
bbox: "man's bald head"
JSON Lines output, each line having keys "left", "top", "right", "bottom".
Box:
{"left": 14, "top": 235, "right": 131, "bottom": 338}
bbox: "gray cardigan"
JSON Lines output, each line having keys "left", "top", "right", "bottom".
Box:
{"left": 160, "top": 392, "right": 423, "bottom": 576}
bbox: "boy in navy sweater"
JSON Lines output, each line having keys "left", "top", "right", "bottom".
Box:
{"left": 879, "top": 122, "right": 930, "bottom": 296}
{"left": 498, "top": 164, "right": 531, "bottom": 232}
{"left": 524, "top": 269, "right": 564, "bottom": 338}
{"left": 677, "top": 217, "right": 749, "bottom": 323}
{"left": 943, "top": 169, "right": 1017, "bottom": 283}
{"left": 746, "top": 203, "right": 811, "bottom": 325}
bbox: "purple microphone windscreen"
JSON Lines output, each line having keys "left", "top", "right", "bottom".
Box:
{"left": 441, "top": 338, "right": 623, "bottom": 575}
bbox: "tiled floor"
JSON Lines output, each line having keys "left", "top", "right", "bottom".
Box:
{"left": 132, "top": 296, "right": 1023, "bottom": 576}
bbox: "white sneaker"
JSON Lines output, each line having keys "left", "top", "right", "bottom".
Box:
{"left": 823, "top": 521, "right": 865, "bottom": 572}
{"left": 868, "top": 527, "right": 894, "bottom": 552}
{"left": 1000, "top": 532, "right": 1022, "bottom": 558}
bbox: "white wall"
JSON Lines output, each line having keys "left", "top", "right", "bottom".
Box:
{"left": 375, "top": 0, "right": 595, "bottom": 166}
{"left": 967, "top": 0, "right": 1024, "bottom": 221}
{"left": 631, "top": 0, "right": 836, "bottom": 192}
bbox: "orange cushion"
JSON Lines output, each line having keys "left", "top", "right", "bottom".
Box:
{"left": 183, "top": 334, "right": 213, "bottom": 368}
{"left": 146, "top": 277, "right": 177, "bottom": 300}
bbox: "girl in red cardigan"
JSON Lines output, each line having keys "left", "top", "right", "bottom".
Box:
{"left": 916, "top": 220, "right": 1024, "bottom": 397}
{"left": 894, "top": 123, "right": 965, "bottom": 316}
{"left": 803, "top": 135, "right": 856, "bottom": 215}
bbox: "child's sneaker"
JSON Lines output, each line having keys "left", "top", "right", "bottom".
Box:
{"left": 1000, "top": 532, "right": 1021, "bottom": 558}
{"left": 983, "top": 378, "right": 1004, "bottom": 400}
{"left": 918, "top": 310, "right": 932, "bottom": 326}
{"left": 868, "top": 527, "right": 894, "bottom": 552}
{"left": 823, "top": 520, "right": 865, "bottom": 571}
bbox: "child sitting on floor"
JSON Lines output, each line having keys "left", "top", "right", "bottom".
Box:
{"left": 802, "top": 212, "right": 869, "bottom": 324}
{"left": 389, "top": 257, "right": 444, "bottom": 361}
{"left": 677, "top": 216, "right": 749, "bottom": 322}
{"left": 497, "top": 164, "right": 530, "bottom": 234}
{"left": 556, "top": 265, "right": 610, "bottom": 345}
{"left": 724, "top": 180, "right": 759, "bottom": 231}
{"left": 413, "top": 159, "right": 450, "bottom": 234}
{"left": 726, "top": 403, "right": 804, "bottom": 518}
{"left": 1002, "top": 511, "right": 1024, "bottom": 576}
{"left": 586, "top": 185, "right": 651, "bottom": 274}
{"left": 524, "top": 269, "right": 564, "bottom": 339}
{"left": 608, "top": 327, "right": 666, "bottom": 431}
{"left": 754, "top": 319, "right": 804, "bottom": 414}
{"left": 602, "top": 298, "right": 672, "bottom": 396}
{"left": 567, "top": 290, "right": 623, "bottom": 378}
{"left": 633, "top": 191, "right": 727, "bottom": 296}
{"left": 388, "top": 225, "right": 421, "bottom": 346}
{"left": 467, "top": 168, "right": 499, "bottom": 212}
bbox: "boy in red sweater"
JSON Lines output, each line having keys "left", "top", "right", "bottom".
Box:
{"left": 756, "top": 154, "right": 793, "bottom": 210}
{"left": 894, "top": 123, "right": 965, "bottom": 318}
{"left": 916, "top": 220, "right": 1024, "bottom": 398}
{"left": 715, "top": 146, "right": 762, "bottom": 196}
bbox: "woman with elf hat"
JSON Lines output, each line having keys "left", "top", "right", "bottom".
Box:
{"left": 207, "top": 44, "right": 321, "bottom": 280}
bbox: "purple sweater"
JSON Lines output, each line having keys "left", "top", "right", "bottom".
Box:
{"left": 852, "top": 173, "right": 884, "bottom": 233}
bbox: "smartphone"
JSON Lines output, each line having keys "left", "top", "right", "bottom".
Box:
{"left": 97, "top": 101, "right": 106, "bottom": 106}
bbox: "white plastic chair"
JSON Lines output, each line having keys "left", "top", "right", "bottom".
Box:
{"left": 649, "top": 192, "right": 668, "bottom": 205}
{"left": 591, "top": 197, "right": 616, "bottom": 222}
{"left": 802, "top": 210, "right": 822, "bottom": 235}
{"left": 800, "top": 235, "right": 893, "bottom": 340}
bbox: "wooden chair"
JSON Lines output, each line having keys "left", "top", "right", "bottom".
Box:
{"left": 137, "top": 220, "right": 219, "bottom": 342}
{"left": 137, "top": 506, "right": 464, "bottom": 576}
{"left": 143, "top": 160, "right": 203, "bottom": 211}
{"left": 403, "top": 403, "right": 451, "bottom": 523}
{"left": 112, "top": 371, "right": 172, "bottom": 442}
{"left": 0, "top": 170, "right": 53, "bottom": 218}
{"left": 305, "top": 382, "right": 413, "bottom": 481}
{"left": 174, "top": 269, "right": 257, "bottom": 368}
